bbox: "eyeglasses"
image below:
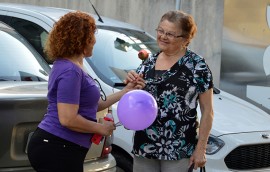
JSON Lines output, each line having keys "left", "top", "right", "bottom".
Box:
{"left": 155, "top": 28, "right": 183, "bottom": 39}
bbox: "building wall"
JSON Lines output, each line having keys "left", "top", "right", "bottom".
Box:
{"left": 0, "top": 0, "right": 224, "bottom": 86}
{"left": 220, "top": 0, "right": 270, "bottom": 113}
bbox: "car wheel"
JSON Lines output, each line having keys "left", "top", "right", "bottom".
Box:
{"left": 112, "top": 149, "right": 133, "bottom": 172}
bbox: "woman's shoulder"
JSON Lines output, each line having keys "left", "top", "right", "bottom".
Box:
{"left": 185, "top": 49, "right": 207, "bottom": 65}
{"left": 141, "top": 52, "right": 158, "bottom": 65}
{"left": 51, "top": 59, "right": 82, "bottom": 76}
{"left": 147, "top": 51, "right": 160, "bottom": 62}
{"left": 187, "top": 49, "right": 203, "bottom": 60}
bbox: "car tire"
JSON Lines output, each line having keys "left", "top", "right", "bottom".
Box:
{"left": 112, "top": 149, "right": 133, "bottom": 172}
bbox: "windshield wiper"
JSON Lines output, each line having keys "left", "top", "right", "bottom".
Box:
{"left": 0, "top": 78, "right": 17, "bottom": 81}
{"left": 114, "top": 83, "right": 126, "bottom": 87}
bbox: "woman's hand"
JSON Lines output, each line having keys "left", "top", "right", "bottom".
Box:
{"left": 123, "top": 70, "right": 145, "bottom": 91}
{"left": 189, "top": 146, "right": 207, "bottom": 170}
{"left": 97, "top": 70, "right": 145, "bottom": 111}
{"left": 124, "top": 70, "right": 140, "bottom": 84}
{"left": 100, "top": 120, "right": 116, "bottom": 136}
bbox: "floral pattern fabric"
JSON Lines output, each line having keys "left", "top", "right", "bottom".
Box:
{"left": 132, "top": 49, "right": 213, "bottom": 160}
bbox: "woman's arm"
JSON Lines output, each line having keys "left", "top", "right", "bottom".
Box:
{"left": 189, "top": 88, "right": 214, "bottom": 169}
{"left": 97, "top": 75, "right": 145, "bottom": 111}
{"left": 57, "top": 103, "right": 115, "bottom": 136}
{"left": 57, "top": 75, "right": 144, "bottom": 135}
{"left": 197, "top": 88, "right": 214, "bottom": 150}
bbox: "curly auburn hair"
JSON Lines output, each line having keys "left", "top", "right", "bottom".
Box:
{"left": 44, "top": 11, "right": 96, "bottom": 61}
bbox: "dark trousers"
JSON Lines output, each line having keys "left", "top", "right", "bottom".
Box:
{"left": 27, "top": 128, "right": 88, "bottom": 172}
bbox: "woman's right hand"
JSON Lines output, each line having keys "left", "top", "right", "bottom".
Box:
{"left": 100, "top": 120, "right": 116, "bottom": 136}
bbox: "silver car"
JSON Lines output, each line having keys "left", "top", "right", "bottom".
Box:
{"left": 0, "top": 22, "right": 116, "bottom": 172}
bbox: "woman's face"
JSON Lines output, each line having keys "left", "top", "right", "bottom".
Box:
{"left": 156, "top": 20, "right": 186, "bottom": 53}
{"left": 84, "top": 36, "right": 96, "bottom": 57}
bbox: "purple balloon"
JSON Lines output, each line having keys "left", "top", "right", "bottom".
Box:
{"left": 117, "top": 90, "right": 158, "bottom": 130}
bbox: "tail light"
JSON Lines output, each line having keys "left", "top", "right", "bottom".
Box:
{"left": 101, "top": 145, "right": 112, "bottom": 157}
{"left": 101, "top": 134, "right": 113, "bottom": 157}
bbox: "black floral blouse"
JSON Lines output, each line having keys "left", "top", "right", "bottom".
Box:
{"left": 132, "top": 49, "right": 213, "bottom": 160}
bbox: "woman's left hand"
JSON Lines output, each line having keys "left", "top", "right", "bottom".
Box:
{"left": 189, "top": 147, "right": 207, "bottom": 170}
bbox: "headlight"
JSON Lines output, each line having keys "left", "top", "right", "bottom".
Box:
{"left": 206, "top": 135, "right": 225, "bottom": 155}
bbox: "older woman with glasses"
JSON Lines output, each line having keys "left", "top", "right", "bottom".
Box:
{"left": 125, "top": 10, "right": 214, "bottom": 172}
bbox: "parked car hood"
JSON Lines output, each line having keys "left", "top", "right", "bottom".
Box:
{"left": 0, "top": 81, "right": 47, "bottom": 98}
{"left": 201, "top": 89, "right": 270, "bottom": 137}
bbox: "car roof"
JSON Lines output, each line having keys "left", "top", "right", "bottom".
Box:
{"left": 0, "top": 3, "right": 143, "bottom": 31}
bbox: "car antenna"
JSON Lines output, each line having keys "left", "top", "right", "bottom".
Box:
{"left": 88, "top": 0, "right": 104, "bottom": 23}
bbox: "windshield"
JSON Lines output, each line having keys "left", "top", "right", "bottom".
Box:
{"left": 0, "top": 29, "right": 50, "bottom": 81}
{"left": 85, "top": 27, "right": 159, "bottom": 87}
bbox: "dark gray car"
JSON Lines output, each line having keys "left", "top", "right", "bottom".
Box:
{"left": 0, "top": 22, "right": 116, "bottom": 172}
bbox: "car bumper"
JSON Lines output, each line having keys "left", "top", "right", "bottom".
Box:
{"left": 0, "top": 154, "right": 116, "bottom": 172}
{"left": 84, "top": 154, "right": 117, "bottom": 172}
{"left": 200, "top": 132, "right": 270, "bottom": 172}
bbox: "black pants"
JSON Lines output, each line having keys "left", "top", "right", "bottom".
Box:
{"left": 27, "top": 128, "right": 88, "bottom": 172}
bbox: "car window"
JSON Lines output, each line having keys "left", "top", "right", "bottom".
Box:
{"left": 86, "top": 27, "right": 159, "bottom": 87}
{"left": 0, "top": 28, "right": 50, "bottom": 81}
{"left": 7, "top": 17, "right": 50, "bottom": 63}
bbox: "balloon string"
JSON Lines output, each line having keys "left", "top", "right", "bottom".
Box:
{"left": 115, "top": 122, "right": 122, "bottom": 127}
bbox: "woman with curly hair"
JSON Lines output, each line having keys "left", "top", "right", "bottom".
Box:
{"left": 27, "top": 11, "right": 145, "bottom": 172}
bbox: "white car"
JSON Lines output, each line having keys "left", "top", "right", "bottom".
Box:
{"left": 0, "top": 3, "right": 270, "bottom": 172}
